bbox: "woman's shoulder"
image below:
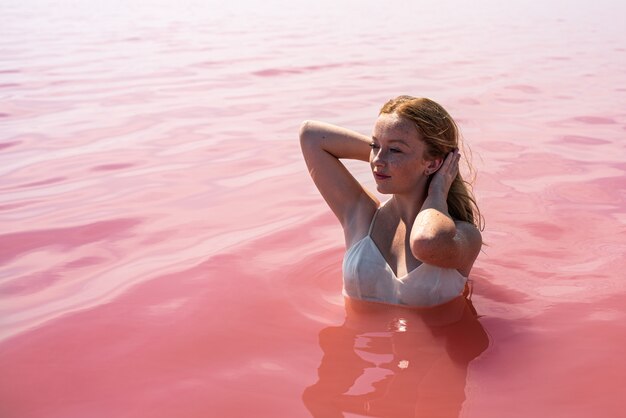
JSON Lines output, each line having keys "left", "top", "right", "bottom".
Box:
{"left": 453, "top": 219, "right": 482, "bottom": 249}
{"left": 452, "top": 219, "right": 483, "bottom": 274}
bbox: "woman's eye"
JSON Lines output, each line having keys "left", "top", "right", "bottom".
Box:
{"left": 369, "top": 143, "right": 380, "bottom": 149}
{"left": 390, "top": 148, "right": 401, "bottom": 153}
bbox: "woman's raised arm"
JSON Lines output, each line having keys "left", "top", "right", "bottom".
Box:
{"left": 409, "top": 150, "right": 482, "bottom": 276}
{"left": 299, "top": 120, "right": 378, "bottom": 228}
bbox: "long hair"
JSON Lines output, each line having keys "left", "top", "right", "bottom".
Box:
{"left": 379, "top": 95, "right": 484, "bottom": 230}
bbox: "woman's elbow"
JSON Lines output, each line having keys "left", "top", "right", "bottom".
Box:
{"left": 300, "top": 120, "right": 329, "bottom": 156}
{"left": 299, "top": 120, "right": 318, "bottom": 143}
{"left": 410, "top": 235, "right": 438, "bottom": 262}
{"left": 299, "top": 120, "right": 317, "bottom": 153}
{"left": 410, "top": 228, "right": 455, "bottom": 263}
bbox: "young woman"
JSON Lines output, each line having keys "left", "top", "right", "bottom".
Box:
{"left": 300, "top": 95, "right": 483, "bottom": 307}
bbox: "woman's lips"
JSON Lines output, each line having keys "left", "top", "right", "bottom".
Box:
{"left": 374, "top": 172, "right": 390, "bottom": 180}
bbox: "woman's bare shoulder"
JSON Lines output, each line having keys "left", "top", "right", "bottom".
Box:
{"left": 454, "top": 220, "right": 482, "bottom": 242}
{"left": 453, "top": 220, "right": 483, "bottom": 276}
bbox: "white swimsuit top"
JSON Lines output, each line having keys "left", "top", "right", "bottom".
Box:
{"left": 342, "top": 205, "right": 467, "bottom": 307}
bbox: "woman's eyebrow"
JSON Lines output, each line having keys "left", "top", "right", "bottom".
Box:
{"left": 388, "top": 139, "right": 409, "bottom": 146}
{"left": 372, "top": 136, "right": 409, "bottom": 146}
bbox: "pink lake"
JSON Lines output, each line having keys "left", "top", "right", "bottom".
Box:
{"left": 1, "top": 0, "right": 625, "bottom": 417}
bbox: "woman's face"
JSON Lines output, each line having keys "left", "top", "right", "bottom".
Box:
{"left": 370, "top": 112, "right": 434, "bottom": 195}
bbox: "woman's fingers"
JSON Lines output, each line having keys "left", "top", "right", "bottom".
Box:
{"left": 437, "top": 151, "right": 453, "bottom": 173}
{"left": 428, "top": 149, "right": 461, "bottom": 196}
{"left": 443, "top": 149, "right": 459, "bottom": 173}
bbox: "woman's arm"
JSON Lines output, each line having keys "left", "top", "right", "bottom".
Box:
{"left": 409, "top": 150, "right": 482, "bottom": 275}
{"left": 299, "top": 120, "right": 377, "bottom": 227}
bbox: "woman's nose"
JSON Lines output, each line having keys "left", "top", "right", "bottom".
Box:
{"left": 371, "top": 149, "right": 385, "bottom": 165}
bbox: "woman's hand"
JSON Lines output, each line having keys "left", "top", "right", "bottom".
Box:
{"left": 428, "top": 149, "right": 460, "bottom": 198}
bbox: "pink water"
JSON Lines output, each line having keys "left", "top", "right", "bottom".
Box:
{"left": 1, "top": 1, "right": 625, "bottom": 417}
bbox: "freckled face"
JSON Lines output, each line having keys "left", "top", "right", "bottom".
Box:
{"left": 370, "top": 113, "right": 430, "bottom": 195}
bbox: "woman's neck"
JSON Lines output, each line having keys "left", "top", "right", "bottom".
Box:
{"left": 389, "top": 189, "right": 428, "bottom": 226}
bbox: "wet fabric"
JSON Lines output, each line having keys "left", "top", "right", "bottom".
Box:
{"left": 342, "top": 205, "right": 467, "bottom": 307}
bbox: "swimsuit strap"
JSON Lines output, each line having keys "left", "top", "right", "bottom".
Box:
{"left": 367, "top": 206, "right": 381, "bottom": 236}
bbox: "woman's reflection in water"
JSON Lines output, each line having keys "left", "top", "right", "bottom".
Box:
{"left": 302, "top": 293, "right": 489, "bottom": 418}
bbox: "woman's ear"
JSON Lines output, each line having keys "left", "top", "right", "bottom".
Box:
{"left": 424, "top": 157, "right": 444, "bottom": 175}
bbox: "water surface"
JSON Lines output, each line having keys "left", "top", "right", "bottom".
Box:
{"left": 1, "top": 0, "right": 625, "bottom": 417}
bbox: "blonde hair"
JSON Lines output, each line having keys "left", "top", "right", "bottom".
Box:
{"left": 380, "top": 95, "right": 484, "bottom": 230}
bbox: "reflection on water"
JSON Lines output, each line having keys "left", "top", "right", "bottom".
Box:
{"left": 303, "top": 296, "right": 488, "bottom": 418}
